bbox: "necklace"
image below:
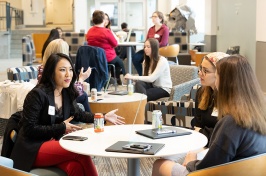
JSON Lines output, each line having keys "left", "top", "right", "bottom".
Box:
{"left": 55, "top": 89, "right": 62, "bottom": 97}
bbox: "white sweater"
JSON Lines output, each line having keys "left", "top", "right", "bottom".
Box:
{"left": 132, "top": 56, "right": 172, "bottom": 94}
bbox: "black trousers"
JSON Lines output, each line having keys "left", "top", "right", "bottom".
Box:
{"left": 108, "top": 56, "right": 126, "bottom": 80}
{"left": 135, "top": 81, "right": 170, "bottom": 101}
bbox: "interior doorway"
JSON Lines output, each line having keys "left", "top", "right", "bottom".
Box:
{"left": 45, "top": 0, "right": 73, "bottom": 25}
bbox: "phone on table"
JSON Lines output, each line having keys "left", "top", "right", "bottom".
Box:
{"left": 122, "top": 143, "right": 152, "bottom": 152}
{"left": 62, "top": 136, "right": 88, "bottom": 141}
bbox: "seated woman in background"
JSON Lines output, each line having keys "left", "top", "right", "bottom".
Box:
{"left": 132, "top": 11, "right": 169, "bottom": 76}
{"left": 56, "top": 27, "right": 63, "bottom": 39}
{"left": 10, "top": 53, "right": 124, "bottom": 174}
{"left": 125, "top": 38, "right": 172, "bottom": 101}
{"left": 41, "top": 29, "right": 60, "bottom": 59}
{"left": 87, "top": 10, "right": 126, "bottom": 85}
{"left": 152, "top": 54, "right": 266, "bottom": 176}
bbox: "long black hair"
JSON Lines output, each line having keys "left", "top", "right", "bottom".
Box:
{"left": 39, "top": 53, "right": 79, "bottom": 101}
{"left": 41, "top": 29, "right": 60, "bottom": 58}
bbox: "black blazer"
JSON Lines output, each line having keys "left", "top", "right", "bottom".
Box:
{"left": 10, "top": 85, "right": 94, "bottom": 171}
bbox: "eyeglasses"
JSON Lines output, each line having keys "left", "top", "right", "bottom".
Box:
{"left": 198, "top": 65, "right": 214, "bottom": 76}
{"left": 150, "top": 16, "right": 158, "bottom": 18}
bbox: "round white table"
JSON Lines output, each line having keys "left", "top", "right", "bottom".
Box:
{"left": 60, "top": 124, "right": 207, "bottom": 176}
{"left": 89, "top": 93, "right": 147, "bottom": 124}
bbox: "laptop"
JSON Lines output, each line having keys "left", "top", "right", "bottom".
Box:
{"left": 135, "top": 127, "right": 192, "bottom": 139}
{"left": 105, "top": 141, "right": 165, "bottom": 155}
{"left": 108, "top": 90, "right": 128, "bottom": 95}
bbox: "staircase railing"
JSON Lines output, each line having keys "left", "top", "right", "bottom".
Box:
{"left": 0, "top": 1, "right": 24, "bottom": 31}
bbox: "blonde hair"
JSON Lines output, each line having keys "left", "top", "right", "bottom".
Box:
{"left": 216, "top": 55, "right": 266, "bottom": 134}
{"left": 42, "top": 39, "right": 69, "bottom": 65}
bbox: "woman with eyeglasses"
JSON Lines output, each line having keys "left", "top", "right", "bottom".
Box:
{"left": 192, "top": 52, "right": 229, "bottom": 145}
{"left": 132, "top": 11, "right": 169, "bottom": 76}
{"left": 152, "top": 54, "right": 266, "bottom": 176}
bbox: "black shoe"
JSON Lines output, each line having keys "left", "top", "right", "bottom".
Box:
{"left": 117, "top": 79, "right": 122, "bottom": 85}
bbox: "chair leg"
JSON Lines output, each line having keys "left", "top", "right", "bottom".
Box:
{"left": 175, "top": 56, "right": 179, "bottom": 65}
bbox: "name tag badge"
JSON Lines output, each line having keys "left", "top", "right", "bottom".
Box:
{"left": 211, "top": 108, "right": 218, "bottom": 117}
{"left": 154, "top": 34, "right": 160, "bottom": 38}
{"left": 48, "top": 105, "right": 55, "bottom": 115}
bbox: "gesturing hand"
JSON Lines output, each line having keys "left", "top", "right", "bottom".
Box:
{"left": 78, "top": 67, "right": 91, "bottom": 82}
{"left": 105, "top": 109, "right": 125, "bottom": 125}
{"left": 63, "top": 116, "right": 82, "bottom": 134}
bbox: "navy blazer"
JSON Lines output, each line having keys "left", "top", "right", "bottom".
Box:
{"left": 75, "top": 45, "right": 109, "bottom": 91}
{"left": 10, "top": 85, "right": 94, "bottom": 171}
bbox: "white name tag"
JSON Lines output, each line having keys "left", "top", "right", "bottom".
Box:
{"left": 211, "top": 108, "right": 218, "bottom": 117}
{"left": 154, "top": 34, "right": 160, "bottom": 38}
{"left": 48, "top": 105, "right": 55, "bottom": 115}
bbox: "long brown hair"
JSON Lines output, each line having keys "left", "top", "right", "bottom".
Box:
{"left": 143, "top": 38, "right": 160, "bottom": 76}
{"left": 198, "top": 56, "right": 216, "bottom": 110}
{"left": 216, "top": 55, "right": 266, "bottom": 134}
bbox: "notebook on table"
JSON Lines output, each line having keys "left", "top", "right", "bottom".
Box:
{"left": 135, "top": 127, "right": 192, "bottom": 139}
{"left": 105, "top": 141, "right": 165, "bottom": 155}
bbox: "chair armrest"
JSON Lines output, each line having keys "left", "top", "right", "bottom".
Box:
{"left": 171, "top": 78, "right": 200, "bottom": 101}
{"left": 0, "top": 156, "right": 13, "bottom": 168}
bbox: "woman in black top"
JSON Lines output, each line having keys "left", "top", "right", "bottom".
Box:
{"left": 152, "top": 54, "right": 266, "bottom": 176}
{"left": 10, "top": 53, "right": 123, "bottom": 175}
{"left": 192, "top": 52, "right": 229, "bottom": 144}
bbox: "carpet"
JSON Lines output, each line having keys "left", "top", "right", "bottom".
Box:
{"left": 93, "top": 157, "right": 158, "bottom": 176}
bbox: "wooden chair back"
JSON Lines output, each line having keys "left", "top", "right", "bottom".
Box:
{"left": 189, "top": 49, "right": 209, "bottom": 66}
{"left": 32, "top": 33, "right": 49, "bottom": 59}
{"left": 159, "top": 44, "right": 180, "bottom": 64}
{"left": 159, "top": 44, "right": 180, "bottom": 57}
{"left": 0, "top": 165, "right": 34, "bottom": 176}
{"left": 187, "top": 153, "right": 266, "bottom": 176}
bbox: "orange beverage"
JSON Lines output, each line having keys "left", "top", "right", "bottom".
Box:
{"left": 94, "top": 113, "right": 104, "bottom": 132}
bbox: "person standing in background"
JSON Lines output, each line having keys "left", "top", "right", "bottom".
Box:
{"left": 132, "top": 11, "right": 169, "bottom": 76}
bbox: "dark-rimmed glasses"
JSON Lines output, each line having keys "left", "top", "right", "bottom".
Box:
{"left": 198, "top": 65, "right": 215, "bottom": 76}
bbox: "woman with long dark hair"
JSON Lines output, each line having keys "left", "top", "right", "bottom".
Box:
{"left": 125, "top": 38, "right": 172, "bottom": 101}
{"left": 10, "top": 53, "right": 123, "bottom": 175}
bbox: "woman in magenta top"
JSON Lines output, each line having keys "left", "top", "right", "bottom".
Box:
{"left": 86, "top": 10, "right": 126, "bottom": 84}
{"left": 133, "top": 11, "right": 169, "bottom": 75}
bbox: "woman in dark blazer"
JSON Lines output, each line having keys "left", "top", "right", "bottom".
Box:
{"left": 10, "top": 53, "right": 123, "bottom": 175}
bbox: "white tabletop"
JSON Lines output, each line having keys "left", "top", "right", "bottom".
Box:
{"left": 59, "top": 124, "right": 207, "bottom": 159}
{"left": 89, "top": 92, "right": 147, "bottom": 103}
{"left": 188, "top": 42, "right": 205, "bottom": 46}
{"left": 118, "top": 42, "right": 144, "bottom": 47}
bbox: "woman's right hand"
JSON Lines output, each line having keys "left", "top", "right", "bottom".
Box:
{"left": 78, "top": 67, "right": 91, "bottom": 82}
{"left": 63, "top": 116, "right": 82, "bottom": 134}
{"left": 124, "top": 73, "right": 133, "bottom": 80}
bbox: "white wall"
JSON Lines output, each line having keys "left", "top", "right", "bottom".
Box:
{"left": 256, "top": 0, "right": 266, "bottom": 42}
{"left": 217, "top": 0, "right": 256, "bottom": 69}
{"left": 205, "top": 0, "right": 217, "bottom": 35}
{"left": 74, "top": 0, "right": 88, "bottom": 32}
{"left": 5, "top": 0, "right": 22, "bottom": 9}
{"left": 22, "top": 0, "right": 45, "bottom": 26}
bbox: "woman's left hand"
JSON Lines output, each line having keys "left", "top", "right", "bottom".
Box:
{"left": 182, "top": 151, "right": 197, "bottom": 166}
{"left": 105, "top": 109, "right": 125, "bottom": 125}
{"left": 79, "top": 67, "right": 91, "bottom": 82}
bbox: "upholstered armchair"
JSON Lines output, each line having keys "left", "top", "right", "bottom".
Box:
{"left": 166, "top": 65, "right": 200, "bottom": 101}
